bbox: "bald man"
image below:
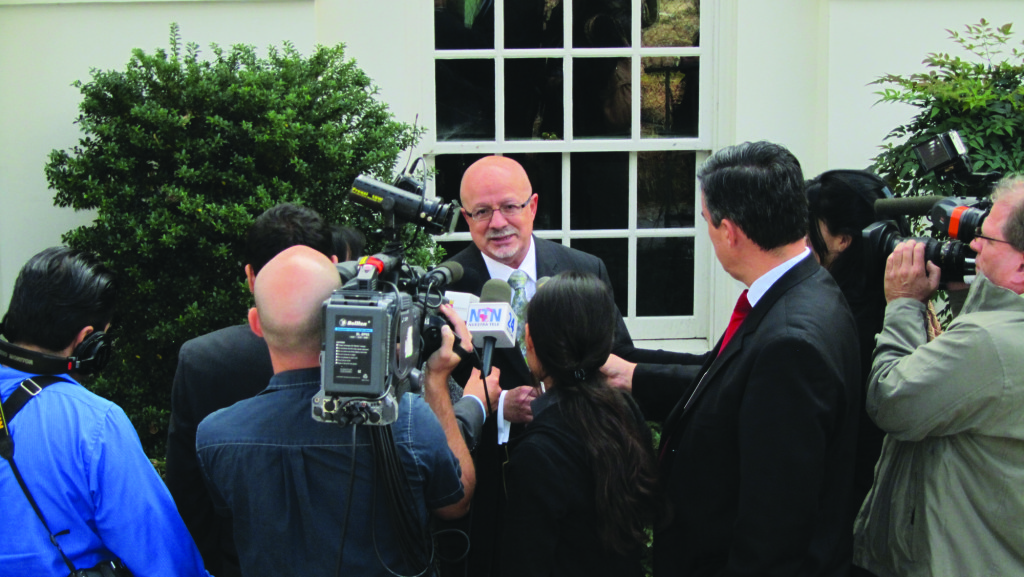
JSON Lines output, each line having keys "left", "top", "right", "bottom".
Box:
{"left": 196, "top": 246, "right": 473, "bottom": 576}
{"left": 444, "top": 155, "right": 642, "bottom": 577}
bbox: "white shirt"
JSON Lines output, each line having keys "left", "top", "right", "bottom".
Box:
{"left": 747, "top": 247, "right": 811, "bottom": 307}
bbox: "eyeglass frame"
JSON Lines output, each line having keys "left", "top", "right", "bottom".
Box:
{"left": 462, "top": 194, "right": 536, "bottom": 222}
{"left": 974, "top": 233, "right": 1017, "bottom": 248}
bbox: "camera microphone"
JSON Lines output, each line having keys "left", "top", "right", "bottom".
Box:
{"left": 420, "top": 261, "right": 464, "bottom": 291}
{"left": 873, "top": 195, "right": 946, "bottom": 218}
{"left": 466, "top": 279, "right": 516, "bottom": 378}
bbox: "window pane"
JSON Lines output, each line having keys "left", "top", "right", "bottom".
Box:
{"left": 572, "top": 1, "right": 630, "bottom": 49}
{"left": 573, "top": 57, "right": 630, "bottom": 138}
{"left": 436, "top": 60, "right": 495, "bottom": 141}
{"left": 570, "top": 238, "right": 628, "bottom": 315}
{"left": 434, "top": 153, "right": 562, "bottom": 232}
{"left": 505, "top": 59, "right": 563, "bottom": 140}
{"left": 435, "top": 0, "right": 494, "bottom": 50}
{"left": 505, "top": 0, "right": 562, "bottom": 49}
{"left": 641, "top": 57, "right": 698, "bottom": 138}
{"left": 637, "top": 237, "right": 694, "bottom": 316}
{"left": 570, "top": 152, "right": 628, "bottom": 230}
{"left": 638, "top": 150, "right": 696, "bottom": 228}
{"left": 641, "top": 0, "right": 700, "bottom": 48}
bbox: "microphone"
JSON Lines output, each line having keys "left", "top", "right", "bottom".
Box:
{"left": 465, "top": 279, "right": 516, "bottom": 378}
{"left": 536, "top": 276, "right": 551, "bottom": 289}
{"left": 420, "top": 261, "right": 464, "bottom": 291}
{"left": 874, "top": 195, "right": 945, "bottom": 218}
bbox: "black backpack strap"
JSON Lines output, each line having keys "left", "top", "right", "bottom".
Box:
{"left": 0, "top": 375, "right": 79, "bottom": 575}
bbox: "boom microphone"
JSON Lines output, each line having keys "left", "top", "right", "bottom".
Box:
{"left": 874, "top": 195, "right": 946, "bottom": 218}
{"left": 465, "top": 279, "right": 516, "bottom": 378}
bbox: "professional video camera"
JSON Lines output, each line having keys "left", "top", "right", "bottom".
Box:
{"left": 313, "top": 168, "right": 464, "bottom": 428}
{"left": 864, "top": 130, "right": 1002, "bottom": 284}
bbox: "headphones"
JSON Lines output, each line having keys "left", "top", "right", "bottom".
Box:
{"left": 0, "top": 321, "right": 112, "bottom": 376}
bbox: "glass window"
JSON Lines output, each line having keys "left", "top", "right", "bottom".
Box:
{"left": 432, "top": 0, "right": 707, "bottom": 341}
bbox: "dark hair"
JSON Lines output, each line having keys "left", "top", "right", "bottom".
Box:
{"left": 2, "top": 247, "right": 117, "bottom": 352}
{"left": 805, "top": 169, "right": 891, "bottom": 274}
{"left": 245, "top": 203, "right": 334, "bottom": 274}
{"left": 527, "top": 271, "right": 661, "bottom": 554}
{"left": 698, "top": 141, "right": 807, "bottom": 250}
{"left": 331, "top": 224, "right": 366, "bottom": 261}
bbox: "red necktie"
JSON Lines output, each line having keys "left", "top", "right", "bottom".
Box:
{"left": 718, "top": 290, "right": 751, "bottom": 356}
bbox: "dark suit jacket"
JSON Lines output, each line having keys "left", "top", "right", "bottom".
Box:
{"left": 441, "top": 236, "right": 636, "bottom": 577}
{"left": 165, "top": 324, "right": 274, "bottom": 577}
{"left": 653, "top": 255, "right": 861, "bottom": 577}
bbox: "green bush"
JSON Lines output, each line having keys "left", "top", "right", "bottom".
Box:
{"left": 870, "top": 19, "right": 1024, "bottom": 196}
{"left": 45, "top": 24, "right": 441, "bottom": 456}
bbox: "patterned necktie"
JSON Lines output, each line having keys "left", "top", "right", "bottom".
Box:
{"left": 718, "top": 290, "right": 751, "bottom": 356}
{"left": 507, "top": 269, "right": 529, "bottom": 361}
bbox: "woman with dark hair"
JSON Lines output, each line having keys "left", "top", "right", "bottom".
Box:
{"left": 805, "top": 169, "right": 892, "bottom": 522}
{"left": 500, "top": 271, "right": 661, "bottom": 577}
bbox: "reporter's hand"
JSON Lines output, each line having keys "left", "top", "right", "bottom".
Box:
{"left": 438, "top": 303, "right": 474, "bottom": 354}
{"left": 464, "top": 367, "right": 501, "bottom": 413}
{"left": 884, "top": 240, "right": 940, "bottom": 303}
{"left": 601, "top": 354, "right": 637, "bottom": 393}
{"left": 504, "top": 385, "right": 540, "bottom": 424}
{"left": 426, "top": 325, "right": 461, "bottom": 378}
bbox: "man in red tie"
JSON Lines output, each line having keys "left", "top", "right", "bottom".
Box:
{"left": 605, "top": 141, "right": 862, "bottom": 576}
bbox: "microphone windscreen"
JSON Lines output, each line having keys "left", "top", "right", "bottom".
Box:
{"left": 536, "top": 276, "right": 551, "bottom": 289}
{"left": 440, "top": 261, "right": 464, "bottom": 283}
{"left": 874, "top": 195, "right": 945, "bottom": 218}
{"left": 480, "top": 278, "right": 513, "bottom": 304}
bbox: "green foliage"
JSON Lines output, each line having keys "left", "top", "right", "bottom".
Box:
{"left": 870, "top": 19, "right": 1024, "bottom": 196}
{"left": 45, "top": 24, "right": 442, "bottom": 456}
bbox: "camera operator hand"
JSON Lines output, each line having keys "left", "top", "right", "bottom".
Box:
{"left": 884, "top": 240, "right": 941, "bottom": 303}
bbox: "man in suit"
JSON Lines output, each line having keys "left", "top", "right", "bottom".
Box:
{"left": 614, "top": 141, "right": 861, "bottom": 576}
{"left": 443, "top": 155, "right": 636, "bottom": 576}
{"left": 165, "top": 203, "right": 336, "bottom": 577}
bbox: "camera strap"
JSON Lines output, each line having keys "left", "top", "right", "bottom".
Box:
{"left": 0, "top": 375, "right": 80, "bottom": 575}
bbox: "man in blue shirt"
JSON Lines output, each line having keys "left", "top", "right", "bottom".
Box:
{"left": 197, "top": 245, "right": 474, "bottom": 577}
{"left": 0, "top": 247, "right": 209, "bottom": 576}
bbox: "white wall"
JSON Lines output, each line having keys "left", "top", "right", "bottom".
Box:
{"left": 827, "top": 0, "right": 1024, "bottom": 171}
{"left": 0, "top": 0, "right": 315, "bottom": 315}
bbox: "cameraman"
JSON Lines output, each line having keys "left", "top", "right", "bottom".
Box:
{"left": 0, "top": 247, "right": 209, "bottom": 576}
{"left": 853, "top": 176, "right": 1024, "bottom": 577}
{"left": 196, "top": 245, "right": 474, "bottom": 576}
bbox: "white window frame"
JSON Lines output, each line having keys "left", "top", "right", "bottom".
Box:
{"left": 426, "top": 0, "right": 714, "bottom": 346}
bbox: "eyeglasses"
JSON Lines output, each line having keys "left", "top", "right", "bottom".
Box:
{"left": 975, "top": 233, "right": 1015, "bottom": 247}
{"left": 463, "top": 194, "right": 534, "bottom": 222}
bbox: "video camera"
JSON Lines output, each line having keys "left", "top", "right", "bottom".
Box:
{"left": 312, "top": 170, "right": 464, "bottom": 427}
{"left": 864, "top": 130, "right": 1001, "bottom": 284}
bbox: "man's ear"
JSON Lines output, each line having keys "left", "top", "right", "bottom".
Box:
{"left": 248, "top": 307, "right": 263, "bottom": 338}
{"left": 720, "top": 218, "right": 740, "bottom": 247}
{"left": 245, "top": 264, "right": 256, "bottom": 294}
{"left": 836, "top": 233, "right": 853, "bottom": 254}
{"left": 331, "top": 254, "right": 340, "bottom": 264}
{"left": 461, "top": 208, "right": 474, "bottom": 226}
{"left": 66, "top": 326, "right": 95, "bottom": 357}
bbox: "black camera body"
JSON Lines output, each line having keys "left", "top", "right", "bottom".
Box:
{"left": 312, "top": 172, "right": 461, "bottom": 427}
{"left": 864, "top": 130, "right": 1001, "bottom": 284}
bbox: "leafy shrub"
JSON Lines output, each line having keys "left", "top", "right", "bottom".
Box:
{"left": 871, "top": 19, "right": 1024, "bottom": 196}
{"left": 45, "top": 24, "right": 440, "bottom": 456}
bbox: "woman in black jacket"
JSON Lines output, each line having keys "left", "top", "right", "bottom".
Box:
{"left": 500, "top": 271, "right": 661, "bottom": 577}
{"left": 805, "top": 169, "right": 893, "bottom": 521}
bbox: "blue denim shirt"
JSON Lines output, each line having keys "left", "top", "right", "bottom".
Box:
{"left": 197, "top": 368, "right": 463, "bottom": 577}
{"left": 0, "top": 366, "right": 209, "bottom": 576}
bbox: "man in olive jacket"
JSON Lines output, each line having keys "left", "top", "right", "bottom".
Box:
{"left": 854, "top": 176, "right": 1024, "bottom": 577}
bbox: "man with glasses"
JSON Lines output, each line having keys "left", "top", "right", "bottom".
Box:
{"left": 443, "top": 154, "right": 637, "bottom": 577}
{"left": 853, "top": 175, "right": 1024, "bottom": 577}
